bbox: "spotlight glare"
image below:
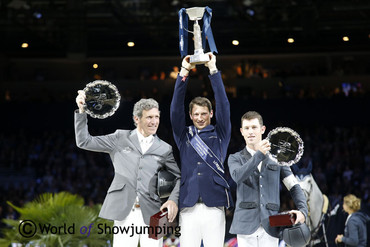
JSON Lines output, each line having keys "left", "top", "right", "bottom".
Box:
{"left": 232, "top": 40, "right": 239, "bottom": 46}
{"left": 287, "top": 38, "right": 294, "bottom": 43}
{"left": 93, "top": 64, "right": 98, "bottom": 69}
{"left": 342, "top": 36, "right": 349, "bottom": 42}
{"left": 127, "top": 41, "right": 135, "bottom": 47}
{"left": 21, "top": 43, "right": 29, "bottom": 48}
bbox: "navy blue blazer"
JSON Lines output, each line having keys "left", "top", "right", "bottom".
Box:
{"left": 170, "top": 72, "right": 233, "bottom": 209}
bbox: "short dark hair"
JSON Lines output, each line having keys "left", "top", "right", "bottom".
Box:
{"left": 189, "top": 97, "right": 212, "bottom": 114}
{"left": 241, "top": 111, "right": 263, "bottom": 127}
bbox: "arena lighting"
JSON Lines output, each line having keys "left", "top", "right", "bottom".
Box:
{"left": 342, "top": 36, "right": 349, "bottom": 42}
{"left": 127, "top": 41, "right": 135, "bottom": 47}
{"left": 232, "top": 40, "right": 239, "bottom": 46}
{"left": 21, "top": 42, "right": 29, "bottom": 48}
{"left": 33, "top": 11, "right": 42, "bottom": 19}
{"left": 93, "top": 64, "right": 98, "bottom": 69}
{"left": 287, "top": 38, "right": 294, "bottom": 43}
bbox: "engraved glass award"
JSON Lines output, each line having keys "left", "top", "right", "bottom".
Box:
{"left": 266, "top": 127, "right": 304, "bottom": 166}
{"left": 83, "top": 80, "right": 121, "bottom": 119}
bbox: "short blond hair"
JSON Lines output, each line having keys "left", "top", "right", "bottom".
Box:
{"left": 343, "top": 194, "right": 361, "bottom": 212}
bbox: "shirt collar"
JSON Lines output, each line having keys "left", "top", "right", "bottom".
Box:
{"left": 246, "top": 145, "right": 257, "bottom": 156}
{"left": 136, "top": 129, "right": 154, "bottom": 144}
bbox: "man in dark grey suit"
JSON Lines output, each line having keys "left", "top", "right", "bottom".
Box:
{"left": 228, "top": 111, "right": 308, "bottom": 247}
{"left": 75, "top": 92, "right": 180, "bottom": 247}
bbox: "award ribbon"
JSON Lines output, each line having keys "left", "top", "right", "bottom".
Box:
{"left": 186, "top": 126, "right": 229, "bottom": 187}
{"left": 178, "top": 6, "right": 218, "bottom": 57}
{"left": 202, "top": 6, "right": 218, "bottom": 54}
{"left": 178, "top": 8, "right": 189, "bottom": 58}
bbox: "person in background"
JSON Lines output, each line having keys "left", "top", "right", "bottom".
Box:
{"left": 335, "top": 194, "right": 369, "bottom": 247}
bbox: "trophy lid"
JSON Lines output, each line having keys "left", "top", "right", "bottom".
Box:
{"left": 186, "top": 7, "right": 205, "bottom": 20}
{"left": 266, "top": 127, "right": 304, "bottom": 166}
{"left": 83, "top": 80, "right": 121, "bottom": 119}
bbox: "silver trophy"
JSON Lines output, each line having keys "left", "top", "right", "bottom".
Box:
{"left": 186, "top": 7, "right": 210, "bottom": 65}
{"left": 83, "top": 80, "right": 121, "bottom": 119}
{"left": 266, "top": 127, "right": 304, "bottom": 166}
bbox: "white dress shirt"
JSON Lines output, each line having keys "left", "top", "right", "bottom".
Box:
{"left": 136, "top": 129, "right": 154, "bottom": 154}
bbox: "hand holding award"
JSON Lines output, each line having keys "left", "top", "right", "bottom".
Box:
{"left": 76, "top": 80, "right": 121, "bottom": 119}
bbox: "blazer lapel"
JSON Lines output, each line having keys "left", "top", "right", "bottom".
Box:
{"left": 129, "top": 130, "right": 142, "bottom": 154}
{"left": 146, "top": 135, "right": 161, "bottom": 154}
{"left": 241, "top": 147, "right": 252, "bottom": 160}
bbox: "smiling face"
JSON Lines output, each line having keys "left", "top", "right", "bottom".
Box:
{"left": 189, "top": 104, "right": 213, "bottom": 130}
{"left": 134, "top": 108, "right": 160, "bottom": 137}
{"left": 240, "top": 118, "right": 266, "bottom": 150}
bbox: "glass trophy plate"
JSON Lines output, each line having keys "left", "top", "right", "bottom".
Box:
{"left": 266, "top": 127, "right": 304, "bottom": 166}
{"left": 83, "top": 80, "right": 121, "bottom": 119}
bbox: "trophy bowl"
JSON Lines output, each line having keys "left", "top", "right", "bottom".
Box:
{"left": 266, "top": 127, "right": 304, "bottom": 166}
{"left": 83, "top": 80, "right": 121, "bottom": 119}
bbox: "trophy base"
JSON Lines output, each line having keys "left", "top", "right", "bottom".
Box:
{"left": 190, "top": 53, "right": 210, "bottom": 65}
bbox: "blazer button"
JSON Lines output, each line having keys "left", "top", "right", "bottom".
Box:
{"left": 197, "top": 162, "right": 201, "bottom": 165}
{"left": 137, "top": 178, "right": 141, "bottom": 181}
{"left": 197, "top": 172, "right": 202, "bottom": 175}
{"left": 139, "top": 167, "right": 142, "bottom": 170}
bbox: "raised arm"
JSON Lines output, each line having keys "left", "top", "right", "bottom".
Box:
{"left": 170, "top": 56, "right": 194, "bottom": 148}
{"left": 205, "top": 53, "right": 231, "bottom": 144}
{"left": 74, "top": 90, "right": 116, "bottom": 153}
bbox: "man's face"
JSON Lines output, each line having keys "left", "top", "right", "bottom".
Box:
{"left": 134, "top": 108, "right": 160, "bottom": 137}
{"left": 189, "top": 105, "right": 213, "bottom": 130}
{"left": 240, "top": 118, "right": 266, "bottom": 148}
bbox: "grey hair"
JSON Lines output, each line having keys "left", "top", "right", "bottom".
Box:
{"left": 132, "top": 98, "right": 159, "bottom": 126}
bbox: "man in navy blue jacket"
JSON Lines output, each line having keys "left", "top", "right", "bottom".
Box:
{"left": 170, "top": 53, "right": 233, "bottom": 247}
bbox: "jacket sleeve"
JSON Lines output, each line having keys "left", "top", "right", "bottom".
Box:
{"left": 170, "top": 75, "right": 189, "bottom": 149}
{"left": 210, "top": 72, "right": 231, "bottom": 144}
{"left": 342, "top": 219, "right": 360, "bottom": 246}
{"left": 289, "top": 184, "right": 309, "bottom": 220}
{"left": 165, "top": 147, "right": 181, "bottom": 205}
{"left": 74, "top": 111, "right": 117, "bottom": 153}
{"left": 228, "top": 151, "right": 265, "bottom": 183}
{"left": 281, "top": 166, "right": 308, "bottom": 219}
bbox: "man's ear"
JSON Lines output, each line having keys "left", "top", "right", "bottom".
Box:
{"left": 189, "top": 112, "right": 193, "bottom": 120}
{"left": 133, "top": 115, "right": 139, "bottom": 125}
{"left": 210, "top": 110, "right": 214, "bottom": 118}
{"left": 261, "top": 125, "right": 266, "bottom": 134}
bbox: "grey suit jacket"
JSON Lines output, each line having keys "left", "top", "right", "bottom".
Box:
{"left": 74, "top": 112, "right": 181, "bottom": 225}
{"left": 228, "top": 148, "right": 308, "bottom": 237}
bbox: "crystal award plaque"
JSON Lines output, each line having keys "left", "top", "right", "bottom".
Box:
{"left": 83, "top": 80, "right": 121, "bottom": 119}
{"left": 266, "top": 127, "right": 304, "bottom": 166}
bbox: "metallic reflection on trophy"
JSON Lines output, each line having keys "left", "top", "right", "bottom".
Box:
{"left": 186, "top": 7, "right": 210, "bottom": 64}
{"left": 266, "top": 127, "right": 304, "bottom": 166}
{"left": 83, "top": 80, "right": 121, "bottom": 119}
{"left": 178, "top": 6, "right": 218, "bottom": 64}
